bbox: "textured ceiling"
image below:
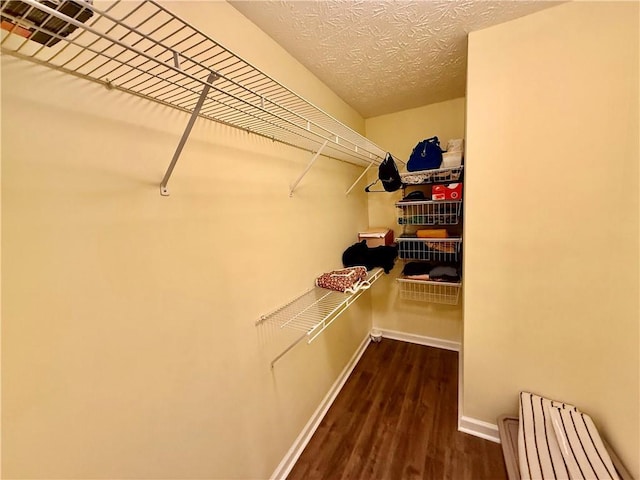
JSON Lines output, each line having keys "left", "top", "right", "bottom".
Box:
{"left": 229, "top": 0, "right": 560, "bottom": 118}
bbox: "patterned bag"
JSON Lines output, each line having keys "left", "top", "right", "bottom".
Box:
{"left": 315, "top": 266, "right": 371, "bottom": 294}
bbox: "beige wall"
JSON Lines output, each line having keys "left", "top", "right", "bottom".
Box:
{"left": 1, "top": 2, "right": 373, "bottom": 478}
{"left": 365, "top": 98, "right": 466, "bottom": 343}
{"left": 464, "top": 2, "right": 639, "bottom": 477}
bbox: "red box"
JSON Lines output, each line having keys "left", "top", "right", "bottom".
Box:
{"left": 432, "top": 183, "right": 462, "bottom": 200}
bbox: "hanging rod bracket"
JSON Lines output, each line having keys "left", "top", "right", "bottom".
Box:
{"left": 160, "top": 71, "right": 219, "bottom": 196}
{"left": 288, "top": 139, "right": 329, "bottom": 197}
{"left": 345, "top": 159, "right": 376, "bottom": 196}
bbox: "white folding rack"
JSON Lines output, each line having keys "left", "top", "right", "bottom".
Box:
{"left": 0, "top": 0, "right": 396, "bottom": 195}
{"left": 256, "top": 268, "right": 383, "bottom": 367}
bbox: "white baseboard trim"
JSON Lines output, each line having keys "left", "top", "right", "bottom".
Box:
{"left": 377, "top": 328, "right": 461, "bottom": 352}
{"left": 270, "top": 334, "right": 371, "bottom": 480}
{"left": 458, "top": 416, "right": 501, "bottom": 444}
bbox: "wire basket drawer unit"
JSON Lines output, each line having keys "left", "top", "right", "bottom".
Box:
{"left": 397, "top": 237, "right": 462, "bottom": 262}
{"left": 396, "top": 200, "right": 462, "bottom": 226}
{"left": 397, "top": 278, "right": 461, "bottom": 305}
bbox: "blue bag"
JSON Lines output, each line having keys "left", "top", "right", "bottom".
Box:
{"left": 407, "top": 137, "right": 443, "bottom": 172}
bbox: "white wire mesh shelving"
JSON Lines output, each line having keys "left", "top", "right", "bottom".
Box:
{"left": 396, "top": 278, "right": 461, "bottom": 305}
{"left": 0, "top": 0, "right": 394, "bottom": 194}
{"left": 396, "top": 200, "right": 463, "bottom": 226}
{"left": 256, "top": 267, "right": 383, "bottom": 367}
{"left": 397, "top": 237, "right": 462, "bottom": 262}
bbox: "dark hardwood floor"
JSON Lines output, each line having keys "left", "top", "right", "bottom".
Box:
{"left": 287, "top": 339, "right": 507, "bottom": 480}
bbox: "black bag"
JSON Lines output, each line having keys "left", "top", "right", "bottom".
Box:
{"left": 407, "top": 137, "right": 443, "bottom": 172}
{"left": 365, "top": 153, "right": 402, "bottom": 193}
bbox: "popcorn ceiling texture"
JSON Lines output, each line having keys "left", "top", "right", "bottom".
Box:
{"left": 229, "top": 1, "right": 559, "bottom": 118}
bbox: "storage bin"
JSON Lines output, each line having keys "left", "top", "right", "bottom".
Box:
{"left": 442, "top": 151, "right": 463, "bottom": 168}
{"left": 358, "top": 228, "right": 394, "bottom": 247}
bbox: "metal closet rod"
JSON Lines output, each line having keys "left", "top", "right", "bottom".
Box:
{"left": 5, "top": 0, "right": 393, "bottom": 193}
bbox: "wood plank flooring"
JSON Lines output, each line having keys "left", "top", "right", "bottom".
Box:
{"left": 287, "top": 339, "right": 507, "bottom": 480}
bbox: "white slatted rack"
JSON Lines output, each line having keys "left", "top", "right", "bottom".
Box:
{"left": 1, "top": 0, "right": 395, "bottom": 195}
{"left": 257, "top": 267, "right": 383, "bottom": 367}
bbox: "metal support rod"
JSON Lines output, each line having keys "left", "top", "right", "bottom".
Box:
{"left": 270, "top": 332, "right": 308, "bottom": 369}
{"left": 345, "top": 160, "right": 375, "bottom": 196}
{"left": 160, "top": 71, "right": 218, "bottom": 196}
{"left": 289, "top": 139, "right": 329, "bottom": 197}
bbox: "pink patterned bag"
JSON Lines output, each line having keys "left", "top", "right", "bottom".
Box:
{"left": 315, "top": 266, "right": 370, "bottom": 294}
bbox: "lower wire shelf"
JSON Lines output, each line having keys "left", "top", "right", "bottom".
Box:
{"left": 397, "top": 277, "right": 461, "bottom": 305}
{"left": 256, "top": 267, "right": 384, "bottom": 367}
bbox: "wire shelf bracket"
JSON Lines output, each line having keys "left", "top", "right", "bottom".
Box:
{"left": 289, "top": 139, "right": 329, "bottom": 197}
{"left": 256, "top": 267, "right": 383, "bottom": 368}
{"left": 160, "top": 70, "right": 219, "bottom": 196}
{"left": 345, "top": 158, "right": 375, "bottom": 196}
{"left": 0, "top": 0, "right": 398, "bottom": 195}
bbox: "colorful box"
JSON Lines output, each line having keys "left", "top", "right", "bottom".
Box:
{"left": 432, "top": 183, "right": 462, "bottom": 200}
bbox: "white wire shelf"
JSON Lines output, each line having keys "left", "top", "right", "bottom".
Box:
{"left": 400, "top": 166, "right": 464, "bottom": 185}
{"left": 397, "top": 278, "right": 461, "bottom": 305}
{"left": 1, "top": 0, "right": 394, "bottom": 194}
{"left": 397, "top": 237, "right": 462, "bottom": 262}
{"left": 256, "top": 267, "right": 383, "bottom": 367}
{"left": 396, "top": 200, "right": 462, "bottom": 226}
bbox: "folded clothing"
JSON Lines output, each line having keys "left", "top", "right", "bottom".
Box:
{"left": 429, "top": 266, "right": 458, "bottom": 279}
{"left": 404, "top": 274, "right": 431, "bottom": 281}
{"left": 398, "top": 241, "right": 456, "bottom": 259}
{"left": 401, "top": 262, "right": 460, "bottom": 282}
{"left": 315, "top": 266, "right": 370, "bottom": 294}
{"left": 425, "top": 241, "right": 456, "bottom": 253}
{"left": 402, "top": 262, "right": 432, "bottom": 276}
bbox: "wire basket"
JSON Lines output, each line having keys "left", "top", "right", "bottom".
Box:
{"left": 397, "top": 278, "right": 461, "bottom": 305}
{"left": 396, "top": 200, "right": 462, "bottom": 226}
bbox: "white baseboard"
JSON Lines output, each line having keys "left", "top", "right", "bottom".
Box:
{"left": 377, "top": 328, "right": 461, "bottom": 352}
{"left": 270, "top": 334, "right": 371, "bottom": 480}
{"left": 458, "top": 416, "right": 501, "bottom": 443}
